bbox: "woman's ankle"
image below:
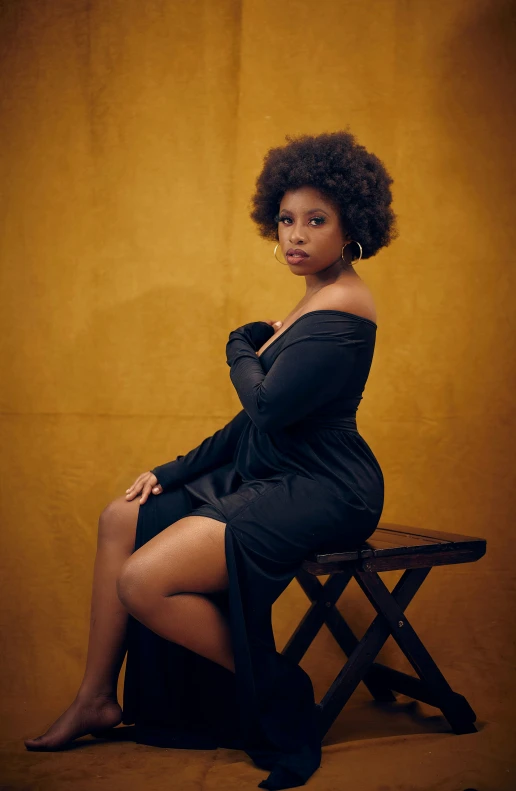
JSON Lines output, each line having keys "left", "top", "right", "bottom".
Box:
{"left": 75, "top": 686, "right": 119, "bottom": 705}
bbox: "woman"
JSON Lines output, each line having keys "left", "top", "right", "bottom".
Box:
{"left": 24, "top": 130, "right": 398, "bottom": 790}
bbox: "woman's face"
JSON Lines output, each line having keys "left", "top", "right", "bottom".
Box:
{"left": 276, "top": 186, "right": 351, "bottom": 270}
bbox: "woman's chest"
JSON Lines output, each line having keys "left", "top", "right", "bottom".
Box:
{"left": 256, "top": 307, "right": 312, "bottom": 358}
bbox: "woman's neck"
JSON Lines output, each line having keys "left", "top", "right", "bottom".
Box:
{"left": 304, "top": 267, "right": 360, "bottom": 299}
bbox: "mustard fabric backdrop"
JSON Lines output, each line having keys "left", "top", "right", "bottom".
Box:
{"left": 1, "top": 1, "right": 514, "bottom": 789}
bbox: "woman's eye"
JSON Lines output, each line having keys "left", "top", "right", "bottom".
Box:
{"left": 277, "top": 216, "right": 325, "bottom": 226}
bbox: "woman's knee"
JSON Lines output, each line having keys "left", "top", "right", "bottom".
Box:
{"left": 117, "top": 516, "right": 230, "bottom": 613}
{"left": 98, "top": 495, "right": 140, "bottom": 546}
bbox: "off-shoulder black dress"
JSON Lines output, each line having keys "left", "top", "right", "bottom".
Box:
{"left": 122, "top": 310, "right": 384, "bottom": 790}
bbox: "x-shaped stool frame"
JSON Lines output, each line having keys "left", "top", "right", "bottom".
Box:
{"left": 281, "top": 525, "right": 485, "bottom": 740}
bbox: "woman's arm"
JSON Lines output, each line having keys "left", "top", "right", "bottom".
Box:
{"left": 151, "top": 409, "right": 250, "bottom": 490}
{"left": 226, "top": 319, "right": 364, "bottom": 432}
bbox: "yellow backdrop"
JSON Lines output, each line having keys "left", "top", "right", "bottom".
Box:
{"left": 1, "top": 0, "right": 514, "bottom": 789}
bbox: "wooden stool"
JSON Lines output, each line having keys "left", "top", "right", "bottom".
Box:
{"left": 281, "top": 522, "right": 486, "bottom": 739}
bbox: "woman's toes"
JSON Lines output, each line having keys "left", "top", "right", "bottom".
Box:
{"left": 24, "top": 735, "right": 52, "bottom": 751}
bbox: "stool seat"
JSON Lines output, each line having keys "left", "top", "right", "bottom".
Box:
{"left": 282, "top": 521, "right": 487, "bottom": 739}
{"left": 307, "top": 521, "right": 486, "bottom": 571}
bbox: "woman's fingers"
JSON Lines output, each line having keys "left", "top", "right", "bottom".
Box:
{"left": 125, "top": 473, "right": 148, "bottom": 499}
{"left": 139, "top": 482, "right": 154, "bottom": 505}
{"left": 125, "top": 482, "right": 141, "bottom": 499}
{"left": 125, "top": 486, "right": 141, "bottom": 500}
{"left": 126, "top": 473, "right": 144, "bottom": 490}
{"left": 126, "top": 473, "right": 162, "bottom": 502}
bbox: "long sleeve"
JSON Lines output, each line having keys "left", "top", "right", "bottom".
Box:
{"left": 151, "top": 409, "right": 250, "bottom": 490}
{"left": 226, "top": 319, "right": 364, "bottom": 433}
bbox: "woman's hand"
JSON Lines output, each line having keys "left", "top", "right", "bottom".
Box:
{"left": 125, "top": 471, "right": 163, "bottom": 505}
{"left": 227, "top": 319, "right": 283, "bottom": 354}
{"left": 266, "top": 319, "right": 283, "bottom": 331}
{"left": 226, "top": 319, "right": 284, "bottom": 366}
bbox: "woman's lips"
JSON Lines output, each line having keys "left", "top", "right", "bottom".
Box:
{"left": 286, "top": 252, "right": 309, "bottom": 262}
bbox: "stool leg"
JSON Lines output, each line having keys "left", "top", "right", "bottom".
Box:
{"left": 282, "top": 570, "right": 353, "bottom": 664}
{"left": 283, "top": 569, "right": 396, "bottom": 703}
{"left": 323, "top": 601, "right": 396, "bottom": 703}
{"left": 317, "top": 566, "right": 428, "bottom": 738}
{"left": 354, "top": 570, "right": 477, "bottom": 735}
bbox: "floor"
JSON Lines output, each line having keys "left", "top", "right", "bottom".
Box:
{"left": 2, "top": 685, "right": 514, "bottom": 791}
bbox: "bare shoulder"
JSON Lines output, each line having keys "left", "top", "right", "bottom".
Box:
{"left": 309, "top": 281, "right": 378, "bottom": 324}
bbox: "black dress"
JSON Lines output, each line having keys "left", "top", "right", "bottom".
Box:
{"left": 122, "top": 310, "right": 384, "bottom": 790}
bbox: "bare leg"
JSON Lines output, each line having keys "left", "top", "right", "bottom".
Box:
{"left": 24, "top": 495, "right": 140, "bottom": 750}
{"left": 125, "top": 591, "right": 235, "bottom": 672}
{"left": 117, "top": 515, "right": 235, "bottom": 672}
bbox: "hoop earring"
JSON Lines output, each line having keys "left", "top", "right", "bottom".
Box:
{"left": 273, "top": 243, "right": 289, "bottom": 266}
{"left": 342, "top": 240, "right": 363, "bottom": 264}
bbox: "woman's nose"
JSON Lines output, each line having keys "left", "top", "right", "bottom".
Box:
{"left": 289, "top": 227, "right": 306, "bottom": 243}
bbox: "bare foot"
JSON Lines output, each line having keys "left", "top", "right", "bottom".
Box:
{"left": 24, "top": 695, "right": 123, "bottom": 751}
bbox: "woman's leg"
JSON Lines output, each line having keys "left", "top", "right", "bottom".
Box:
{"left": 24, "top": 495, "right": 140, "bottom": 750}
{"left": 117, "top": 514, "right": 235, "bottom": 672}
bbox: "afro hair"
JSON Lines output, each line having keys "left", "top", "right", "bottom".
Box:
{"left": 249, "top": 130, "right": 398, "bottom": 260}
